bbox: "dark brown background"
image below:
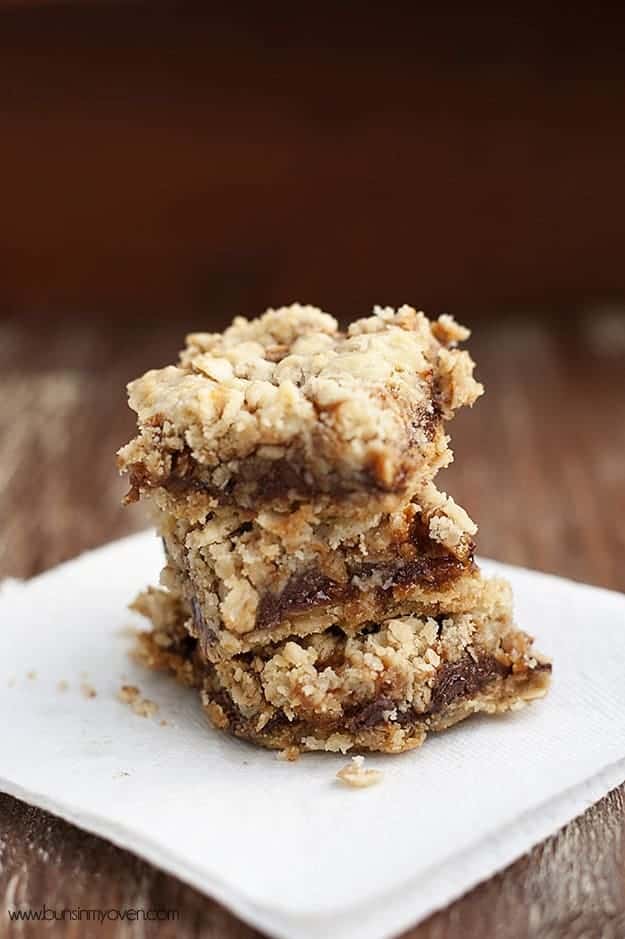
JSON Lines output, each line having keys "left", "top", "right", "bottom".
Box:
{"left": 1, "top": 3, "right": 625, "bottom": 937}
{"left": 2, "top": 0, "right": 625, "bottom": 324}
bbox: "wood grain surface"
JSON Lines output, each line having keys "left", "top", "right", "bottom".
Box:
{"left": 1, "top": 311, "right": 625, "bottom": 937}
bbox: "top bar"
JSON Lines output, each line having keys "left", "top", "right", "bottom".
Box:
{"left": 118, "top": 304, "right": 482, "bottom": 512}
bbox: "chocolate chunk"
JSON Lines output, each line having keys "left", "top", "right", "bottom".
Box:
{"left": 429, "top": 654, "right": 507, "bottom": 713}
{"left": 389, "top": 555, "right": 470, "bottom": 589}
{"left": 256, "top": 570, "right": 352, "bottom": 630}
{"left": 347, "top": 696, "right": 397, "bottom": 731}
{"left": 253, "top": 462, "right": 314, "bottom": 499}
{"left": 345, "top": 653, "right": 511, "bottom": 733}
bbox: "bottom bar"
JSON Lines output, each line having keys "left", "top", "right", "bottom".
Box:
{"left": 133, "top": 578, "right": 550, "bottom": 755}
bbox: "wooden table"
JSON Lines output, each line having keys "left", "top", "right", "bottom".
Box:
{"left": 2, "top": 311, "right": 625, "bottom": 937}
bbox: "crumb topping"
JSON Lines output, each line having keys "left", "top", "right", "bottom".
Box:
{"left": 118, "top": 304, "right": 482, "bottom": 502}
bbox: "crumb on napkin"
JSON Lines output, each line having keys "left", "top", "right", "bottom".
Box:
{"left": 336, "top": 756, "right": 383, "bottom": 789}
{"left": 277, "top": 746, "right": 301, "bottom": 763}
{"left": 118, "top": 684, "right": 159, "bottom": 718}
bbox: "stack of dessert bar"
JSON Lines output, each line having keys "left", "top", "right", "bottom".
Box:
{"left": 118, "top": 304, "right": 550, "bottom": 754}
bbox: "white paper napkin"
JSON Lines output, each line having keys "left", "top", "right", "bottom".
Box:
{"left": 1, "top": 532, "right": 624, "bottom": 939}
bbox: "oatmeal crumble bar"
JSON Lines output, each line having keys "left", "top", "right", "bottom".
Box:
{"left": 145, "top": 481, "right": 481, "bottom": 660}
{"left": 119, "top": 302, "right": 550, "bottom": 755}
{"left": 133, "top": 577, "right": 551, "bottom": 755}
{"left": 118, "top": 304, "right": 482, "bottom": 511}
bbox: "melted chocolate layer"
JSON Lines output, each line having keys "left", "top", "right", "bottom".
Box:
{"left": 254, "top": 553, "right": 472, "bottom": 631}
{"left": 124, "top": 401, "right": 442, "bottom": 504}
{"left": 211, "top": 652, "right": 551, "bottom": 740}
{"left": 127, "top": 453, "right": 413, "bottom": 503}
{"left": 256, "top": 571, "right": 349, "bottom": 631}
